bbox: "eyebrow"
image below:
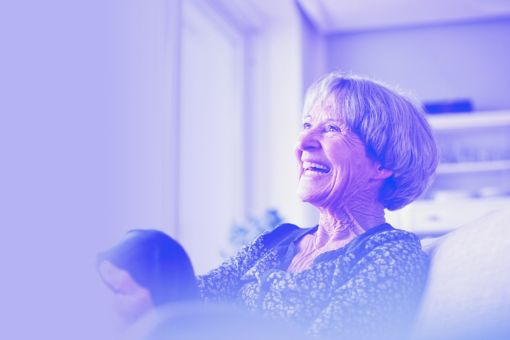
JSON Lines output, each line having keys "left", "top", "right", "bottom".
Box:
{"left": 302, "top": 116, "right": 342, "bottom": 123}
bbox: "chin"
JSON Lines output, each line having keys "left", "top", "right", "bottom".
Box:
{"left": 297, "top": 187, "right": 323, "bottom": 205}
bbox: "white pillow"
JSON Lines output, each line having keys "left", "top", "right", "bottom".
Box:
{"left": 412, "top": 209, "right": 510, "bottom": 340}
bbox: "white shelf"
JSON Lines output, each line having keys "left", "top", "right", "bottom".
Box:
{"left": 387, "top": 197, "right": 510, "bottom": 234}
{"left": 390, "top": 111, "right": 510, "bottom": 234}
{"left": 437, "top": 160, "right": 510, "bottom": 174}
{"left": 427, "top": 110, "right": 510, "bottom": 130}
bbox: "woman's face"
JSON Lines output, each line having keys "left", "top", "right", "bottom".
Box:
{"left": 98, "top": 260, "right": 154, "bottom": 326}
{"left": 296, "top": 101, "right": 381, "bottom": 210}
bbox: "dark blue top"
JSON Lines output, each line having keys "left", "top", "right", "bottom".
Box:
{"left": 198, "top": 223, "right": 428, "bottom": 339}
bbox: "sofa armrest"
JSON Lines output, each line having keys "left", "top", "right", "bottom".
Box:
{"left": 412, "top": 209, "right": 510, "bottom": 340}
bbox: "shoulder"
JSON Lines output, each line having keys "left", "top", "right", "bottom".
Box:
{"left": 362, "top": 224, "right": 423, "bottom": 252}
{"left": 257, "top": 223, "right": 305, "bottom": 249}
{"left": 340, "top": 226, "right": 429, "bottom": 295}
{"left": 348, "top": 224, "right": 428, "bottom": 272}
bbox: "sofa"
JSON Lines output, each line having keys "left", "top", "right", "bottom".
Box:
{"left": 412, "top": 209, "right": 510, "bottom": 340}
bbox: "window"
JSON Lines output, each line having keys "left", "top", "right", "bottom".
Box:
{"left": 179, "top": 0, "right": 246, "bottom": 273}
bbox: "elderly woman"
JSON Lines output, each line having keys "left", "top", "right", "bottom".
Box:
{"left": 198, "top": 73, "right": 438, "bottom": 339}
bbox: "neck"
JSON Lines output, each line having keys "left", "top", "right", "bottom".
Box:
{"left": 315, "top": 197, "right": 386, "bottom": 248}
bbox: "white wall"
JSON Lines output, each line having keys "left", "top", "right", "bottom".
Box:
{"left": 326, "top": 19, "right": 510, "bottom": 110}
{"left": 178, "top": 0, "right": 246, "bottom": 273}
{"left": 109, "top": 0, "right": 181, "bottom": 241}
{"left": 301, "top": 6, "right": 327, "bottom": 92}
{"left": 172, "top": 0, "right": 330, "bottom": 272}
{"left": 246, "top": 2, "right": 321, "bottom": 230}
{"left": 1, "top": 0, "right": 181, "bottom": 338}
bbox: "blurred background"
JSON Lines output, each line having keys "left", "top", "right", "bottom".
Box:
{"left": 1, "top": 0, "right": 510, "bottom": 337}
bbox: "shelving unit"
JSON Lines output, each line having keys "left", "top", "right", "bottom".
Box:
{"left": 387, "top": 110, "right": 510, "bottom": 233}
{"left": 427, "top": 110, "right": 510, "bottom": 130}
{"left": 437, "top": 159, "right": 510, "bottom": 174}
{"left": 426, "top": 109, "right": 510, "bottom": 197}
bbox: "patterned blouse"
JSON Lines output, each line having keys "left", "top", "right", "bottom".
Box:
{"left": 197, "top": 223, "right": 428, "bottom": 339}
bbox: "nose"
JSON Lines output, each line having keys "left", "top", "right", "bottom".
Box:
{"left": 296, "top": 128, "right": 321, "bottom": 153}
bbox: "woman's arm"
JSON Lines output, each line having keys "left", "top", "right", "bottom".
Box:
{"left": 307, "top": 238, "right": 428, "bottom": 339}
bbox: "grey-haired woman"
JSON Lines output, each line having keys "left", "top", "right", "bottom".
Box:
{"left": 198, "top": 73, "right": 438, "bottom": 340}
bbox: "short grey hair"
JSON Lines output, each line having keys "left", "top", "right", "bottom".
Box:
{"left": 303, "top": 72, "right": 438, "bottom": 210}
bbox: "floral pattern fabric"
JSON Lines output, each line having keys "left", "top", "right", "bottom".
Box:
{"left": 197, "top": 223, "right": 428, "bottom": 339}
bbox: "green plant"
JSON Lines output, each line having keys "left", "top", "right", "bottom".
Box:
{"left": 221, "top": 209, "right": 283, "bottom": 258}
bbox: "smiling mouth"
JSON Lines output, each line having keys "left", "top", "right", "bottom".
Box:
{"left": 302, "top": 161, "right": 331, "bottom": 175}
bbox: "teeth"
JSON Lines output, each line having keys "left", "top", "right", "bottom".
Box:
{"left": 302, "top": 161, "right": 330, "bottom": 173}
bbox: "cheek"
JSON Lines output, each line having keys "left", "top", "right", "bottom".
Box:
{"left": 295, "top": 146, "right": 303, "bottom": 160}
{"left": 329, "top": 152, "right": 373, "bottom": 190}
{"left": 328, "top": 148, "right": 351, "bottom": 175}
{"left": 329, "top": 140, "right": 369, "bottom": 171}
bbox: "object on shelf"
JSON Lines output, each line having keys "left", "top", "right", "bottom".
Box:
{"left": 423, "top": 99, "right": 473, "bottom": 114}
{"left": 427, "top": 110, "right": 510, "bottom": 129}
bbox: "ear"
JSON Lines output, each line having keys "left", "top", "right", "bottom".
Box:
{"left": 371, "top": 163, "right": 393, "bottom": 180}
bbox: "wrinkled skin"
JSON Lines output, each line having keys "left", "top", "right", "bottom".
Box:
{"left": 290, "top": 100, "right": 392, "bottom": 272}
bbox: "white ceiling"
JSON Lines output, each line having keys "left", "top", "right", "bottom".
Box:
{"left": 297, "top": 0, "right": 510, "bottom": 33}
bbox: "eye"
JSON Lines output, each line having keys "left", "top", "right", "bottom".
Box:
{"left": 303, "top": 122, "right": 312, "bottom": 130}
{"left": 325, "top": 124, "right": 341, "bottom": 133}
